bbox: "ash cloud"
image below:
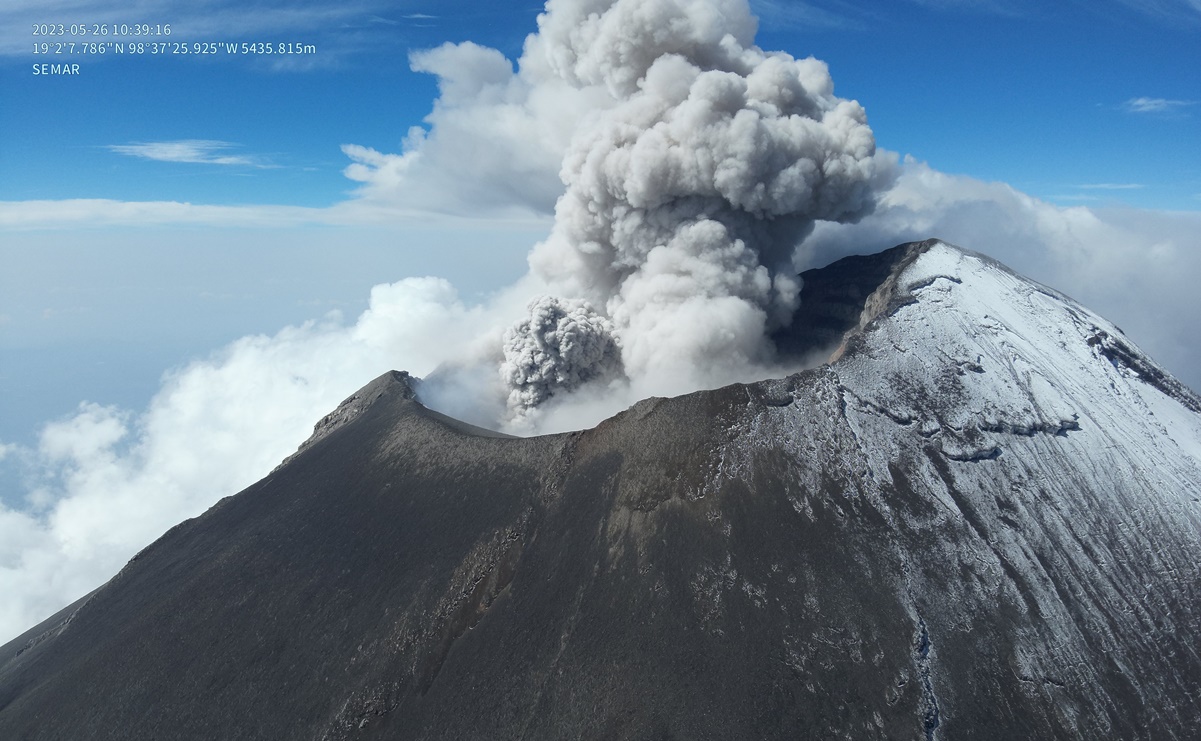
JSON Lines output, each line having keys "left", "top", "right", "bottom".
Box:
{"left": 501, "top": 296, "right": 623, "bottom": 425}
{"left": 351, "top": 0, "right": 893, "bottom": 426}
{"left": 516, "top": 0, "right": 890, "bottom": 406}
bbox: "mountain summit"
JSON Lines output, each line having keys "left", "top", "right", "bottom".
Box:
{"left": 2, "top": 240, "right": 1199, "bottom": 739}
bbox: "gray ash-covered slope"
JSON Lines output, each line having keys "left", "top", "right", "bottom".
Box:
{"left": 3, "top": 241, "right": 1201, "bottom": 739}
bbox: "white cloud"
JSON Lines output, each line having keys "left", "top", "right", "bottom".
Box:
{"left": 3, "top": 0, "right": 398, "bottom": 64}
{"left": 747, "top": 0, "right": 862, "bottom": 28}
{"left": 0, "top": 198, "right": 552, "bottom": 230}
{"left": 339, "top": 40, "right": 614, "bottom": 217}
{"left": 1112, "top": 0, "right": 1201, "bottom": 23}
{"left": 1077, "top": 183, "right": 1146, "bottom": 190}
{"left": 901, "top": 0, "right": 1031, "bottom": 16}
{"left": 107, "top": 140, "right": 268, "bottom": 167}
{"left": 1123, "top": 97, "right": 1197, "bottom": 114}
{"left": 0, "top": 200, "right": 329, "bottom": 229}
{"left": 0, "top": 275, "right": 523, "bottom": 642}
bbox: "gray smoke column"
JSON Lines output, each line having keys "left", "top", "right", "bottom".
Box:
{"left": 523, "top": 0, "right": 889, "bottom": 391}
{"left": 501, "top": 296, "right": 623, "bottom": 421}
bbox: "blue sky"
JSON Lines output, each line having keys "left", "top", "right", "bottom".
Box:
{"left": 762, "top": 2, "right": 1201, "bottom": 209}
{"left": 1, "top": 0, "right": 1200, "bottom": 642}
{"left": 2, "top": 1, "right": 1198, "bottom": 211}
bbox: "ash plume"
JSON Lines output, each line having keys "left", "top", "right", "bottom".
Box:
{"left": 338, "top": 0, "right": 894, "bottom": 430}
{"left": 335, "top": 0, "right": 892, "bottom": 426}
{"left": 501, "top": 296, "right": 623, "bottom": 424}
{"left": 517, "top": 0, "right": 890, "bottom": 399}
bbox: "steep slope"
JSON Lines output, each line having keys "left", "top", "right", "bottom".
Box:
{"left": 1, "top": 240, "right": 1199, "bottom": 740}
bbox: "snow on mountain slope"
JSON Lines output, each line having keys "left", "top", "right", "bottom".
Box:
{"left": 713, "top": 240, "right": 1201, "bottom": 735}
{"left": 841, "top": 240, "right": 1201, "bottom": 464}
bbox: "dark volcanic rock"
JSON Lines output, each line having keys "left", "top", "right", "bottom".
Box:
{"left": 772, "top": 241, "right": 918, "bottom": 361}
{"left": 3, "top": 241, "right": 1201, "bottom": 740}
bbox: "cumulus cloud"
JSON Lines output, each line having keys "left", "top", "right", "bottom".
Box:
{"left": 0, "top": 276, "right": 494, "bottom": 642}
{"left": 341, "top": 40, "right": 612, "bottom": 216}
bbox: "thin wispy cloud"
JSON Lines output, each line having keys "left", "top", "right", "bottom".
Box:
{"left": 1050, "top": 182, "right": 1147, "bottom": 203}
{"left": 904, "top": 0, "right": 1032, "bottom": 17}
{"left": 0, "top": 198, "right": 550, "bottom": 230}
{"left": 0, "top": 199, "right": 323, "bottom": 229}
{"left": 1123, "top": 97, "right": 1197, "bottom": 114}
{"left": 750, "top": 0, "right": 1046, "bottom": 30}
{"left": 106, "top": 140, "right": 269, "bottom": 167}
{"left": 748, "top": 0, "right": 864, "bottom": 29}
{"left": 0, "top": 0, "right": 391, "bottom": 57}
{"left": 1113, "top": 0, "right": 1201, "bottom": 24}
{"left": 1078, "top": 183, "right": 1146, "bottom": 190}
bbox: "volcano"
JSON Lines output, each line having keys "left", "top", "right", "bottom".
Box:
{"left": 2, "top": 240, "right": 1199, "bottom": 739}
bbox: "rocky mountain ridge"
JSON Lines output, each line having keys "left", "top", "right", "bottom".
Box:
{"left": 2, "top": 240, "right": 1199, "bottom": 739}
